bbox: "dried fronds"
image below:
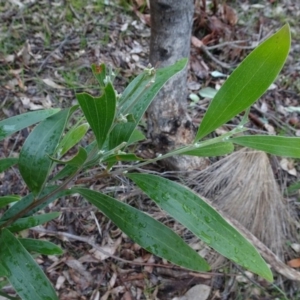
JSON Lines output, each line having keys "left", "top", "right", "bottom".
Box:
{"left": 186, "top": 148, "right": 298, "bottom": 259}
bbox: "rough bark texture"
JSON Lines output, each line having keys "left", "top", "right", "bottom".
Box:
{"left": 147, "top": 0, "right": 208, "bottom": 171}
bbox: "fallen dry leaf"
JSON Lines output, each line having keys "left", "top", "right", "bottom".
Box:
{"left": 236, "top": 271, "right": 254, "bottom": 283}
{"left": 134, "top": 0, "right": 148, "bottom": 8}
{"left": 221, "top": 4, "right": 238, "bottom": 25}
{"left": 55, "top": 275, "right": 66, "bottom": 290}
{"left": 122, "top": 291, "right": 133, "bottom": 300}
{"left": 20, "top": 40, "right": 32, "bottom": 65}
{"left": 280, "top": 158, "right": 297, "bottom": 176}
{"left": 42, "top": 78, "right": 65, "bottom": 89}
{"left": 101, "top": 286, "right": 125, "bottom": 300}
{"left": 215, "top": 127, "right": 229, "bottom": 135}
{"left": 90, "top": 236, "right": 122, "bottom": 261}
{"left": 287, "top": 258, "right": 300, "bottom": 268}
{"left": 174, "top": 284, "right": 211, "bottom": 300}
{"left": 260, "top": 101, "right": 268, "bottom": 113}
{"left": 65, "top": 259, "right": 93, "bottom": 282}
{"left": 121, "top": 23, "right": 129, "bottom": 32}
{"left": 1, "top": 54, "right": 15, "bottom": 63}
{"left": 264, "top": 123, "right": 276, "bottom": 135}
{"left": 190, "top": 57, "right": 209, "bottom": 79}
{"left": 133, "top": 9, "right": 150, "bottom": 26}
{"left": 191, "top": 36, "right": 203, "bottom": 48}
{"left": 291, "top": 243, "right": 300, "bottom": 253}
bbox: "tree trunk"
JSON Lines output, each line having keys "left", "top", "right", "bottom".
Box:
{"left": 147, "top": 0, "right": 208, "bottom": 171}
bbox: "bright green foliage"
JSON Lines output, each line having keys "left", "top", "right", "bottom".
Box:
{"left": 6, "top": 212, "right": 60, "bottom": 233}
{"left": 0, "top": 109, "right": 60, "bottom": 141}
{"left": 231, "top": 136, "right": 300, "bottom": 158}
{"left": 0, "top": 229, "right": 59, "bottom": 300}
{"left": 109, "top": 59, "right": 188, "bottom": 149}
{"left": 180, "top": 142, "right": 234, "bottom": 157}
{"left": 0, "top": 195, "right": 21, "bottom": 209}
{"left": 0, "top": 158, "right": 18, "bottom": 173}
{"left": 19, "top": 238, "right": 63, "bottom": 255}
{"left": 196, "top": 24, "right": 290, "bottom": 140}
{"left": 0, "top": 25, "right": 297, "bottom": 299}
{"left": 57, "top": 123, "right": 89, "bottom": 156}
{"left": 74, "top": 187, "right": 210, "bottom": 272}
{"left": 18, "top": 107, "right": 77, "bottom": 196}
{"left": 127, "top": 173, "right": 272, "bottom": 281}
{"left": 50, "top": 146, "right": 88, "bottom": 167}
{"left": 0, "top": 188, "right": 72, "bottom": 222}
{"left": 76, "top": 83, "right": 116, "bottom": 149}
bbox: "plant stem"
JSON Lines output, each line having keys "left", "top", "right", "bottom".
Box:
{"left": 0, "top": 124, "right": 246, "bottom": 230}
{"left": 0, "top": 143, "right": 100, "bottom": 230}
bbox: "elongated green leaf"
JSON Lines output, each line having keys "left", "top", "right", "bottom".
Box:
{"left": 19, "top": 108, "right": 76, "bottom": 196}
{"left": 118, "top": 71, "right": 155, "bottom": 113}
{"left": 6, "top": 212, "right": 59, "bottom": 232}
{"left": 196, "top": 24, "right": 290, "bottom": 140}
{"left": 0, "top": 264, "right": 8, "bottom": 277}
{"left": 108, "top": 122, "right": 133, "bottom": 150}
{"left": 0, "top": 187, "right": 72, "bottom": 221}
{"left": 198, "top": 87, "right": 217, "bottom": 99}
{"left": 51, "top": 141, "right": 98, "bottom": 182}
{"left": 26, "top": 189, "right": 74, "bottom": 218}
{"left": 57, "top": 123, "right": 89, "bottom": 156}
{"left": 50, "top": 165, "right": 77, "bottom": 182}
{"left": 0, "top": 186, "right": 56, "bottom": 221}
{"left": 19, "top": 238, "right": 63, "bottom": 255}
{"left": 181, "top": 142, "right": 234, "bottom": 157}
{"left": 0, "top": 158, "right": 18, "bottom": 173}
{"left": 73, "top": 187, "right": 210, "bottom": 272}
{"left": 0, "top": 109, "right": 60, "bottom": 141}
{"left": 76, "top": 82, "right": 116, "bottom": 149}
{"left": 0, "top": 195, "right": 21, "bottom": 209}
{"left": 50, "top": 146, "right": 88, "bottom": 167}
{"left": 109, "top": 58, "right": 188, "bottom": 149}
{"left": 128, "top": 174, "right": 273, "bottom": 281}
{"left": 231, "top": 135, "right": 300, "bottom": 158}
{"left": 103, "top": 153, "right": 143, "bottom": 163}
{"left": 103, "top": 153, "right": 143, "bottom": 170}
{"left": 127, "top": 129, "right": 146, "bottom": 145}
{"left": 0, "top": 229, "right": 58, "bottom": 300}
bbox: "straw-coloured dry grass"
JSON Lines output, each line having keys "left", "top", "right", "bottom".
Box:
{"left": 187, "top": 148, "right": 298, "bottom": 259}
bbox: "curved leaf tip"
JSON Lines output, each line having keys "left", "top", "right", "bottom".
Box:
{"left": 196, "top": 24, "right": 290, "bottom": 141}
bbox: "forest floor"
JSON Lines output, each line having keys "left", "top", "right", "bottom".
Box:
{"left": 1, "top": 0, "right": 300, "bottom": 299}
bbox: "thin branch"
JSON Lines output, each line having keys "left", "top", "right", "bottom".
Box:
{"left": 91, "top": 211, "right": 102, "bottom": 237}
{"left": 31, "top": 227, "right": 233, "bottom": 277}
{"left": 0, "top": 145, "right": 100, "bottom": 230}
{"left": 252, "top": 105, "right": 297, "bottom": 134}
{"left": 38, "top": 31, "right": 74, "bottom": 72}
{"left": 32, "top": 226, "right": 175, "bottom": 267}
{"left": 205, "top": 40, "right": 256, "bottom": 50}
{"left": 0, "top": 290, "right": 20, "bottom": 300}
{"left": 200, "top": 44, "right": 233, "bottom": 69}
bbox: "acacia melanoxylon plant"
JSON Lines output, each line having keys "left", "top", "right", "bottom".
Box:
{"left": 1, "top": 24, "right": 300, "bottom": 300}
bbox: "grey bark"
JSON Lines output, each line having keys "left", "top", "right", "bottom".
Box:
{"left": 147, "top": 0, "right": 208, "bottom": 170}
